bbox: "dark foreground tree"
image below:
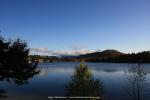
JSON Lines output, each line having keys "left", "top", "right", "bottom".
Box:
{"left": 0, "top": 36, "right": 40, "bottom": 98}
{"left": 65, "top": 61, "right": 104, "bottom": 100}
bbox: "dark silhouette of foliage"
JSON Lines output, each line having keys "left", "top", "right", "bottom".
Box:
{"left": 65, "top": 61, "right": 104, "bottom": 100}
{"left": 116, "top": 52, "right": 150, "bottom": 63}
{"left": 29, "top": 55, "right": 60, "bottom": 62}
{"left": 77, "top": 51, "right": 150, "bottom": 63}
{"left": 0, "top": 89, "right": 6, "bottom": 98}
{"left": 0, "top": 36, "right": 40, "bottom": 98}
{"left": 0, "top": 36, "right": 39, "bottom": 72}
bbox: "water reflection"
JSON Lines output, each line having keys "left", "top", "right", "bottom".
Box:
{"left": 0, "top": 62, "right": 150, "bottom": 100}
{"left": 65, "top": 62, "right": 104, "bottom": 100}
{"left": 0, "top": 62, "right": 40, "bottom": 98}
{"left": 0, "top": 89, "right": 6, "bottom": 98}
{"left": 124, "top": 64, "right": 149, "bottom": 100}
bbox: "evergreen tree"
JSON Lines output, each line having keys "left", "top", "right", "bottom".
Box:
{"left": 65, "top": 61, "right": 104, "bottom": 100}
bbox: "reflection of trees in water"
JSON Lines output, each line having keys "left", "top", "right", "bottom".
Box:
{"left": 0, "top": 37, "right": 40, "bottom": 98}
{"left": 65, "top": 62, "right": 104, "bottom": 100}
{"left": 0, "top": 62, "right": 39, "bottom": 85}
{"left": 124, "top": 64, "right": 149, "bottom": 100}
{"left": 0, "top": 89, "right": 6, "bottom": 98}
{"left": 0, "top": 64, "right": 39, "bottom": 98}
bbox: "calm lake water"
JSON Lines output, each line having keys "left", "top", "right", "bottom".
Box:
{"left": 0, "top": 62, "right": 150, "bottom": 100}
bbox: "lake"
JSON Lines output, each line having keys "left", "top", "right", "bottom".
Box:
{"left": 0, "top": 62, "right": 150, "bottom": 100}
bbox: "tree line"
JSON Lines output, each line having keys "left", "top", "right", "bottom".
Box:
{"left": 29, "top": 51, "right": 150, "bottom": 63}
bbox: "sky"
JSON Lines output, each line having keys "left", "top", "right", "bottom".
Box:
{"left": 0, "top": 0, "right": 150, "bottom": 56}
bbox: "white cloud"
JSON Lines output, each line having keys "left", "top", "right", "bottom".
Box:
{"left": 30, "top": 47, "right": 94, "bottom": 56}
{"left": 31, "top": 48, "right": 49, "bottom": 52}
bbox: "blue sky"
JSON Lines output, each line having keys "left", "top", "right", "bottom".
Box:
{"left": 0, "top": 0, "right": 150, "bottom": 55}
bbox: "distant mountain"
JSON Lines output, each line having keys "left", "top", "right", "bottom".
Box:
{"left": 61, "top": 55, "right": 77, "bottom": 59}
{"left": 29, "top": 50, "right": 150, "bottom": 63}
{"left": 78, "top": 49, "right": 125, "bottom": 58}
{"left": 100, "top": 49, "right": 125, "bottom": 57}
